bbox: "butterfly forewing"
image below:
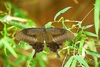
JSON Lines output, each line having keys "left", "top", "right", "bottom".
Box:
{"left": 15, "top": 28, "right": 45, "bottom": 44}
{"left": 45, "top": 28, "right": 75, "bottom": 43}
{"left": 15, "top": 28, "right": 44, "bottom": 57}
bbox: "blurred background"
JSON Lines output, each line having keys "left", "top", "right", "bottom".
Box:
{"left": 0, "top": 0, "right": 95, "bottom": 29}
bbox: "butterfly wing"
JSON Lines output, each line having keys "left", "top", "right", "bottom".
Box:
{"left": 15, "top": 28, "right": 75, "bottom": 58}
{"left": 15, "top": 28, "right": 44, "bottom": 57}
{"left": 46, "top": 28, "right": 75, "bottom": 43}
{"left": 45, "top": 28, "right": 75, "bottom": 57}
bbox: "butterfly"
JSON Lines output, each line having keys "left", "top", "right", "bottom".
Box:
{"left": 15, "top": 27, "right": 75, "bottom": 58}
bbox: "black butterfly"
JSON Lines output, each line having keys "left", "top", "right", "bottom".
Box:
{"left": 15, "top": 27, "right": 75, "bottom": 58}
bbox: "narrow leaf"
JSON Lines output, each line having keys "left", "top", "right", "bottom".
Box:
{"left": 86, "top": 49, "right": 100, "bottom": 58}
{"left": 64, "top": 56, "right": 74, "bottom": 67}
{"left": 1, "top": 37, "right": 18, "bottom": 58}
{"left": 94, "top": 0, "right": 100, "bottom": 36}
{"left": 82, "top": 24, "right": 93, "bottom": 30}
{"left": 75, "top": 30, "right": 82, "bottom": 42}
{"left": 78, "top": 35, "right": 86, "bottom": 54}
{"left": 84, "top": 31, "right": 98, "bottom": 37}
{"left": 71, "top": 58, "right": 77, "bottom": 67}
{"left": 75, "top": 55, "right": 89, "bottom": 67}
{"left": 37, "top": 54, "right": 46, "bottom": 67}
{"left": 54, "top": 7, "right": 72, "bottom": 21}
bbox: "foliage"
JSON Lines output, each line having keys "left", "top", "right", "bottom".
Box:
{"left": 94, "top": 0, "right": 100, "bottom": 36}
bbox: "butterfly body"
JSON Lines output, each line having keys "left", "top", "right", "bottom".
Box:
{"left": 15, "top": 27, "right": 75, "bottom": 57}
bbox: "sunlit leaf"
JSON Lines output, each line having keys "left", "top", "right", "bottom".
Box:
{"left": 71, "top": 58, "right": 77, "bottom": 67}
{"left": 12, "top": 4, "right": 27, "bottom": 18}
{"left": 78, "top": 35, "right": 86, "bottom": 54}
{"left": 0, "top": 15, "right": 8, "bottom": 22}
{"left": 94, "top": 0, "right": 100, "bottom": 36}
{"left": 64, "top": 56, "right": 74, "bottom": 67}
{"left": 10, "top": 20, "right": 26, "bottom": 29}
{"left": 1, "top": 37, "right": 18, "bottom": 58}
{"left": 82, "top": 24, "right": 93, "bottom": 30}
{"left": 75, "top": 55, "right": 89, "bottom": 67}
{"left": 85, "top": 49, "right": 100, "bottom": 58}
{"left": 44, "top": 22, "right": 53, "bottom": 28}
{"left": 4, "top": 2, "right": 12, "bottom": 14}
{"left": 54, "top": 7, "right": 72, "bottom": 21}
{"left": 15, "top": 55, "right": 26, "bottom": 64}
{"left": 37, "top": 54, "right": 46, "bottom": 67}
{"left": 75, "top": 30, "right": 83, "bottom": 42}
{"left": 31, "top": 59, "right": 37, "bottom": 67}
{"left": 5, "top": 37, "right": 16, "bottom": 45}
{"left": 26, "top": 20, "right": 36, "bottom": 27}
{"left": 84, "top": 31, "right": 98, "bottom": 37}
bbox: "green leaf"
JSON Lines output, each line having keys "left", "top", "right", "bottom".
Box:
{"left": 85, "top": 49, "right": 100, "bottom": 58}
{"left": 1, "top": 37, "right": 18, "bottom": 58}
{"left": 64, "top": 56, "right": 74, "bottom": 67}
{"left": 5, "top": 37, "right": 16, "bottom": 45}
{"left": 78, "top": 35, "right": 86, "bottom": 54}
{"left": 12, "top": 4, "right": 27, "bottom": 18}
{"left": 15, "top": 55, "right": 26, "bottom": 64}
{"left": 75, "top": 55, "right": 89, "bottom": 67}
{"left": 94, "top": 0, "right": 100, "bottom": 36}
{"left": 4, "top": 2, "right": 12, "bottom": 14}
{"left": 82, "top": 24, "right": 93, "bottom": 30}
{"left": 31, "top": 59, "right": 37, "bottom": 67}
{"left": 26, "top": 20, "right": 36, "bottom": 27}
{"left": 54, "top": 7, "right": 72, "bottom": 21}
{"left": 0, "top": 15, "right": 8, "bottom": 22}
{"left": 71, "top": 58, "right": 77, "bottom": 67}
{"left": 44, "top": 22, "right": 53, "bottom": 28}
{"left": 26, "top": 56, "right": 32, "bottom": 67}
{"left": 0, "top": 41, "right": 3, "bottom": 47}
{"left": 75, "top": 30, "right": 83, "bottom": 42}
{"left": 37, "top": 54, "right": 46, "bottom": 67}
{"left": 10, "top": 20, "right": 26, "bottom": 29}
{"left": 84, "top": 31, "right": 98, "bottom": 37}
